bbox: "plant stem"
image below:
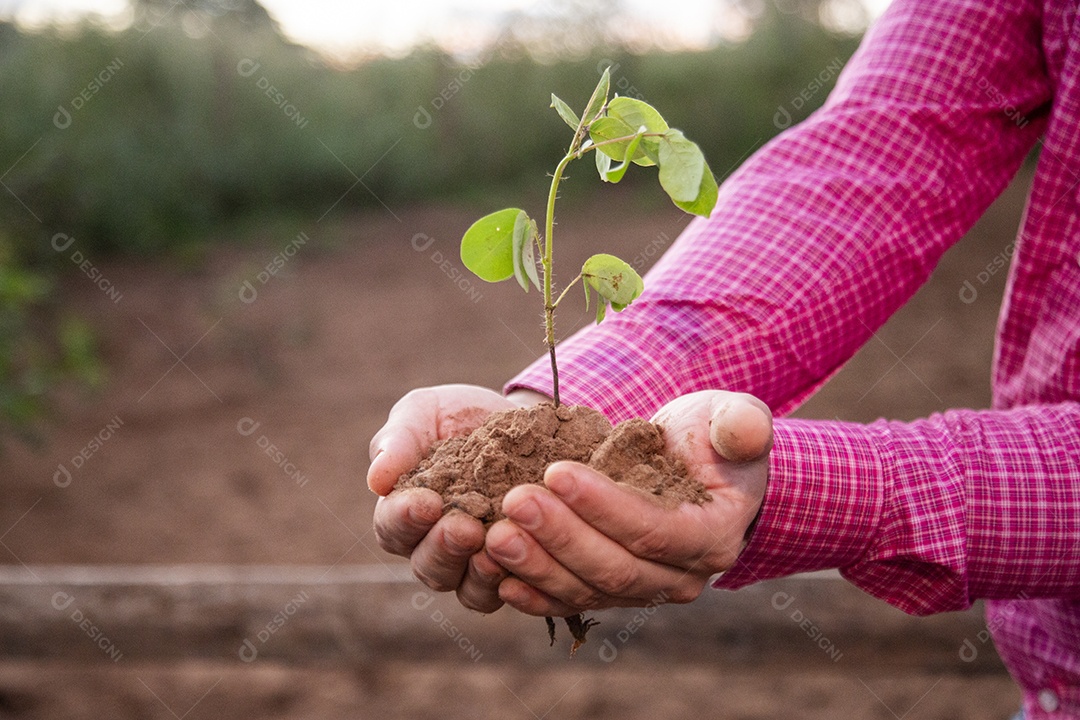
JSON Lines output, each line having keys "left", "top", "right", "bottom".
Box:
{"left": 541, "top": 129, "right": 653, "bottom": 408}
{"left": 552, "top": 273, "right": 583, "bottom": 309}
{"left": 544, "top": 152, "right": 574, "bottom": 407}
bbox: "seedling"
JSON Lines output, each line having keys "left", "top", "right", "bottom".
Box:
{"left": 452, "top": 69, "right": 719, "bottom": 655}
{"left": 460, "top": 67, "right": 718, "bottom": 406}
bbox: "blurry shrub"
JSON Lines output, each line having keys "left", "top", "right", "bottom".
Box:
{"left": 0, "top": 7, "right": 858, "bottom": 258}
{"left": 0, "top": 235, "right": 103, "bottom": 444}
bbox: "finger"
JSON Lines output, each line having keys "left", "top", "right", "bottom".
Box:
{"left": 498, "top": 576, "right": 585, "bottom": 618}
{"left": 456, "top": 549, "right": 508, "bottom": 614}
{"left": 373, "top": 489, "right": 444, "bottom": 557}
{"left": 368, "top": 422, "right": 429, "bottom": 495}
{"left": 709, "top": 394, "right": 773, "bottom": 463}
{"left": 497, "top": 575, "right": 669, "bottom": 617}
{"left": 367, "top": 386, "right": 506, "bottom": 495}
{"left": 543, "top": 461, "right": 723, "bottom": 571}
{"left": 486, "top": 518, "right": 607, "bottom": 611}
{"left": 409, "top": 511, "right": 486, "bottom": 592}
{"left": 368, "top": 389, "right": 443, "bottom": 495}
{"left": 499, "top": 484, "right": 706, "bottom": 604}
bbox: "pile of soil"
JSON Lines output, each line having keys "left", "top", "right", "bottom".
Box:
{"left": 396, "top": 403, "right": 711, "bottom": 525}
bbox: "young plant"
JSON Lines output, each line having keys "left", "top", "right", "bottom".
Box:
{"left": 460, "top": 67, "right": 718, "bottom": 406}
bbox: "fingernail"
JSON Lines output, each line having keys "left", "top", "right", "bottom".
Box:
{"left": 545, "top": 466, "right": 578, "bottom": 500}
{"left": 505, "top": 496, "right": 541, "bottom": 530}
{"left": 407, "top": 496, "right": 441, "bottom": 526}
{"left": 492, "top": 533, "right": 526, "bottom": 564}
{"left": 444, "top": 527, "right": 474, "bottom": 555}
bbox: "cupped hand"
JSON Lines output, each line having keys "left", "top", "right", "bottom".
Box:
{"left": 368, "top": 384, "right": 547, "bottom": 612}
{"left": 478, "top": 390, "right": 773, "bottom": 617}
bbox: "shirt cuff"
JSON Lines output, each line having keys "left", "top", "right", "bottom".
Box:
{"left": 714, "top": 418, "right": 886, "bottom": 589}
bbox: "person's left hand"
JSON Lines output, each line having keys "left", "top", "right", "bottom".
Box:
{"left": 469, "top": 390, "right": 773, "bottom": 617}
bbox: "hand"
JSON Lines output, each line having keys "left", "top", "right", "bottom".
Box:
{"left": 477, "top": 391, "right": 772, "bottom": 617}
{"left": 368, "top": 384, "right": 548, "bottom": 612}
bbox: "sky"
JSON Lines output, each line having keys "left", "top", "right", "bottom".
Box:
{"left": 0, "top": 0, "right": 893, "bottom": 60}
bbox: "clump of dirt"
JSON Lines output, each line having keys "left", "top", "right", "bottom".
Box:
{"left": 396, "top": 403, "right": 710, "bottom": 526}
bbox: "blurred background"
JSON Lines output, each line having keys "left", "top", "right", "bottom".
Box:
{"left": 0, "top": 0, "right": 1032, "bottom": 717}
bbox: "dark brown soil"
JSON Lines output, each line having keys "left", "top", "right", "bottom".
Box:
{"left": 397, "top": 403, "right": 710, "bottom": 525}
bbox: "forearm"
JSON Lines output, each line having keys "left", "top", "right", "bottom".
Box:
{"left": 717, "top": 403, "right": 1080, "bottom": 614}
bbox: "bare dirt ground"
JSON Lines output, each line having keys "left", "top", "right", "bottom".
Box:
{"left": 0, "top": 661, "right": 1023, "bottom": 720}
{"left": 0, "top": 169, "right": 1032, "bottom": 718}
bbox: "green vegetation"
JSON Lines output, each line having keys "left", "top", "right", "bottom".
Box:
{"left": 460, "top": 68, "right": 717, "bottom": 405}
{"left": 0, "top": 7, "right": 856, "bottom": 259}
{"left": 0, "top": 235, "right": 102, "bottom": 444}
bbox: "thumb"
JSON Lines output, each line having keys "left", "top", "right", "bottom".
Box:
{"left": 367, "top": 423, "right": 427, "bottom": 496}
{"left": 709, "top": 394, "right": 774, "bottom": 463}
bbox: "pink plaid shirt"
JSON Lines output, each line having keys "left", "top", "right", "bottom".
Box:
{"left": 509, "top": 0, "right": 1080, "bottom": 714}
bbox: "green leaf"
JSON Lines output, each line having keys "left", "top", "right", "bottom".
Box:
{"left": 607, "top": 97, "right": 668, "bottom": 166}
{"left": 582, "top": 253, "right": 644, "bottom": 309}
{"left": 594, "top": 146, "right": 612, "bottom": 179}
{"left": 672, "top": 163, "right": 719, "bottom": 217}
{"left": 550, "top": 93, "right": 579, "bottom": 131}
{"left": 608, "top": 97, "right": 668, "bottom": 132}
{"left": 658, "top": 130, "right": 706, "bottom": 203}
{"left": 599, "top": 129, "right": 644, "bottom": 184}
{"left": 460, "top": 208, "right": 524, "bottom": 283}
{"left": 582, "top": 67, "right": 610, "bottom": 126}
{"left": 595, "top": 300, "right": 607, "bottom": 325}
{"left": 590, "top": 116, "right": 653, "bottom": 166}
{"left": 590, "top": 116, "right": 634, "bottom": 160}
{"left": 511, "top": 212, "right": 541, "bottom": 292}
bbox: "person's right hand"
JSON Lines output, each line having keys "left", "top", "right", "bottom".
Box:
{"left": 368, "top": 384, "right": 546, "bottom": 612}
